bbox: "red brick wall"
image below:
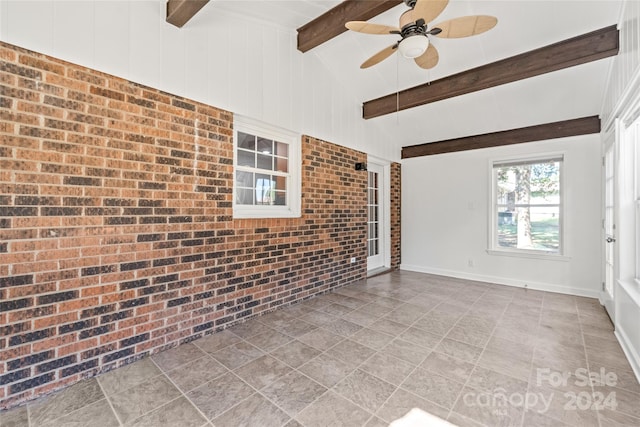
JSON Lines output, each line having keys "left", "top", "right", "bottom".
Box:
{"left": 391, "top": 162, "right": 401, "bottom": 269}
{"left": 0, "top": 41, "right": 372, "bottom": 408}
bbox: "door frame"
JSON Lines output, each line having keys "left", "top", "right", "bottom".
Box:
{"left": 601, "top": 125, "right": 618, "bottom": 320}
{"left": 367, "top": 156, "right": 391, "bottom": 273}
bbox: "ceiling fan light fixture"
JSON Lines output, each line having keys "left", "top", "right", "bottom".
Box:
{"left": 398, "top": 35, "right": 429, "bottom": 58}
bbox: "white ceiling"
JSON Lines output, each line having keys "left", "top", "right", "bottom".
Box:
{"left": 212, "top": 0, "right": 623, "bottom": 148}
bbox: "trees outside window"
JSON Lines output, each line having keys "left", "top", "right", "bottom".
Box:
{"left": 494, "top": 157, "right": 562, "bottom": 254}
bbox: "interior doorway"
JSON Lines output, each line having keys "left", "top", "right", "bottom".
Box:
{"left": 367, "top": 158, "right": 391, "bottom": 274}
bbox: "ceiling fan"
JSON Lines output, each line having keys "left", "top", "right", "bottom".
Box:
{"left": 345, "top": 0, "right": 497, "bottom": 69}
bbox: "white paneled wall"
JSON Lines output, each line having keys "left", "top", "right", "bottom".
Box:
{"left": 601, "top": 0, "right": 640, "bottom": 129}
{"left": 600, "top": 0, "right": 640, "bottom": 384}
{"left": 0, "top": 0, "right": 398, "bottom": 161}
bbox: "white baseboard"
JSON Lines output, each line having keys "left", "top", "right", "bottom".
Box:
{"left": 614, "top": 279, "right": 640, "bottom": 385}
{"left": 615, "top": 327, "right": 640, "bottom": 386}
{"left": 400, "top": 264, "right": 600, "bottom": 298}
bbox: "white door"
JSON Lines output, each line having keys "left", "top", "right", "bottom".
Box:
{"left": 603, "top": 132, "right": 616, "bottom": 320}
{"left": 367, "top": 162, "right": 386, "bottom": 272}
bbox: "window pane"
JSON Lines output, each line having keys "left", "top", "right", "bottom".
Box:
{"left": 257, "top": 153, "right": 273, "bottom": 171}
{"left": 237, "top": 132, "right": 255, "bottom": 150}
{"left": 530, "top": 206, "right": 560, "bottom": 251}
{"left": 237, "top": 150, "right": 255, "bottom": 167}
{"left": 236, "top": 188, "right": 254, "bottom": 205}
{"left": 275, "top": 157, "right": 288, "bottom": 173}
{"left": 257, "top": 137, "right": 273, "bottom": 154}
{"left": 274, "top": 176, "right": 286, "bottom": 191}
{"left": 236, "top": 170, "right": 253, "bottom": 188}
{"left": 274, "top": 190, "right": 286, "bottom": 206}
{"left": 255, "top": 173, "right": 273, "bottom": 205}
{"left": 495, "top": 159, "right": 561, "bottom": 253}
{"left": 276, "top": 142, "right": 288, "bottom": 157}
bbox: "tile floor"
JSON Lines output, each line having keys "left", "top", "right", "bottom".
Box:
{"left": 1, "top": 271, "right": 639, "bottom": 427}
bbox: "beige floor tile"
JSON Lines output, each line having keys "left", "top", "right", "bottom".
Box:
{"left": 165, "top": 356, "right": 228, "bottom": 393}
{"left": 109, "top": 375, "right": 181, "bottom": 424}
{"left": 326, "top": 339, "right": 376, "bottom": 366}
{"left": 401, "top": 367, "right": 465, "bottom": 410}
{"left": 152, "top": 343, "right": 209, "bottom": 372}
{"left": 193, "top": 330, "right": 243, "bottom": 354}
{"left": 211, "top": 341, "right": 264, "bottom": 370}
{"left": 434, "top": 338, "right": 483, "bottom": 364}
{"left": 369, "top": 319, "right": 409, "bottom": 337}
{"left": 98, "top": 357, "right": 163, "bottom": 396}
{"left": 445, "top": 325, "right": 491, "bottom": 348}
{"left": 451, "top": 386, "right": 524, "bottom": 427}
{"left": 0, "top": 404, "right": 28, "bottom": 427}
{"left": 187, "top": 372, "right": 254, "bottom": 420}
{"left": 421, "top": 351, "right": 476, "bottom": 383}
{"left": 260, "top": 371, "right": 326, "bottom": 417}
{"left": 296, "top": 391, "right": 372, "bottom": 427}
{"left": 399, "top": 326, "right": 442, "bottom": 350}
{"left": 376, "top": 388, "right": 449, "bottom": 423}
{"left": 320, "top": 318, "right": 363, "bottom": 337}
{"left": 233, "top": 355, "right": 293, "bottom": 389}
{"left": 29, "top": 378, "right": 105, "bottom": 426}
{"left": 269, "top": 340, "right": 321, "bottom": 368}
{"left": 334, "top": 369, "right": 396, "bottom": 413}
{"left": 227, "top": 321, "right": 274, "bottom": 339}
{"left": 125, "top": 397, "right": 206, "bottom": 427}
{"left": 350, "top": 328, "right": 395, "bottom": 350}
{"left": 297, "top": 328, "right": 344, "bottom": 351}
{"left": 243, "top": 328, "right": 293, "bottom": 352}
{"left": 380, "top": 338, "right": 429, "bottom": 365}
{"left": 359, "top": 352, "right": 416, "bottom": 386}
{"left": 4, "top": 272, "right": 636, "bottom": 427}
{"left": 42, "top": 398, "right": 118, "bottom": 427}
{"left": 298, "top": 354, "right": 357, "bottom": 388}
{"left": 212, "top": 393, "right": 290, "bottom": 427}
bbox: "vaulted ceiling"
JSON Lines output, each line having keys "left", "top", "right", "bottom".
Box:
{"left": 192, "top": 0, "right": 623, "bottom": 150}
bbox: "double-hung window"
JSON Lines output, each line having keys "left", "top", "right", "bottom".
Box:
{"left": 491, "top": 155, "right": 563, "bottom": 255}
{"left": 233, "top": 116, "right": 300, "bottom": 218}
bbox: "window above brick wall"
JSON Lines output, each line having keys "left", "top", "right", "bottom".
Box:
{"left": 233, "top": 116, "right": 301, "bottom": 219}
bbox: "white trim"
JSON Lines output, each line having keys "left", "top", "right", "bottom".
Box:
{"left": 400, "top": 264, "right": 600, "bottom": 298}
{"left": 603, "top": 66, "right": 640, "bottom": 133}
{"left": 486, "top": 249, "right": 570, "bottom": 262}
{"left": 488, "top": 152, "right": 566, "bottom": 256}
{"left": 615, "top": 278, "right": 640, "bottom": 385}
{"left": 233, "top": 115, "right": 301, "bottom": 219}
{"left": 367, "top": 155, "right": 391, "bottom": 272}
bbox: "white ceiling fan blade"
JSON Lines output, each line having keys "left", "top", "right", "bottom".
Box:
{"left": 361, "top": 44, "right": 398, "bottom": 68}
{"left": 346, "top": 21, "right": 399, "bottom": 35}
{"left": 414, "top": 44, "right": 439, "bottom": 69}
{"left": 432, "top": 15, "right": 498, "bottom": 38}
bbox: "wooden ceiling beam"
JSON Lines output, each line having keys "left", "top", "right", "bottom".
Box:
{"left": 297, "top": 0, "right": 403, "bottom": 53}
{"left": 401, "top": 116, "right": 601, "bottom": 159}
{"left": 364, "top": 25, "right": 619, "bottom": 119}
{"left": 166, "top": 0, "right": 210, "bottom": 28}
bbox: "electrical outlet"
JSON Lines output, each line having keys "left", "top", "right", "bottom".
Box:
{"left": 350, "top": 257, "right": 356, "bottom": 264}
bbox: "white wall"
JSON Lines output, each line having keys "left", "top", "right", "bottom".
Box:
{"left": 600, "top": 0, "right": 640, "bottom": 383}
{"left": 401, "top": 135, "right": 602, "bottom": 298}
{"left": 0, "top": 0, "right": 399, "bottom": 161}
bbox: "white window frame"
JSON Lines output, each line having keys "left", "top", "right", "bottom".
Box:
{"left": 233, "top": 115, "right": 301, "bottom": 219}
{"left": 488, "top": 153, "right": 567, "bottom": 260}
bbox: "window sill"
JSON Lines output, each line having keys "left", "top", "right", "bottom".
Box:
{"left": 486, "top": 249, "right": 570, "bottom": 262}
{"left": 233, "top": 207, "right": 301, "bottom": 219}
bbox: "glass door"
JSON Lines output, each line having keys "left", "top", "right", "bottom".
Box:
{"left": 367, "top": 163, "right": 385, "bottom": 272}
{"left": 603, "top": 133, "right": 616, "bottom": 320}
